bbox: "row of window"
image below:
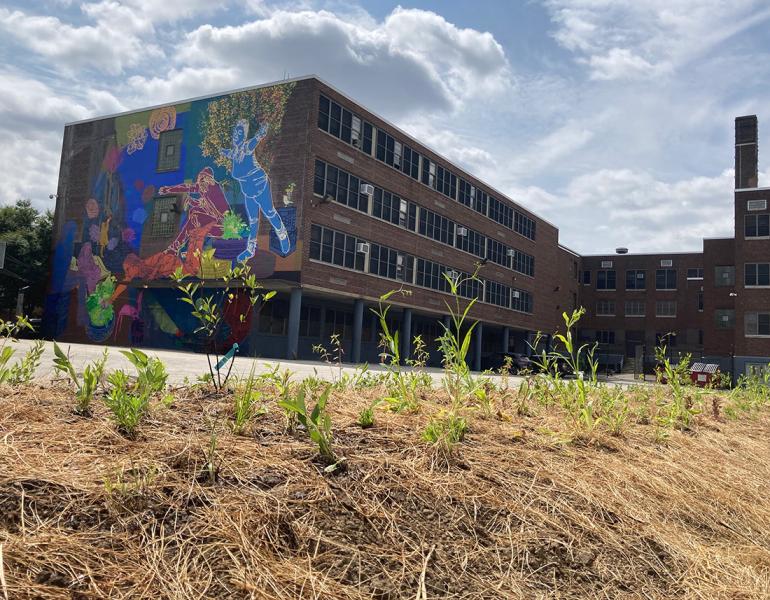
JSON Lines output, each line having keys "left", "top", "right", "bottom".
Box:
{"left": 308, "top": 223, "right": 534, "bottom": 313}
{"left": 592, "top": 331, "right": 694, "bottom": 347}
{"left": 596, "top": 299, "right": 677, "bottom": 317}
{"left": 313, "top": 159, "right": 536, "bottom": 276}
{"left": 584, "top": 264, "right": 770, "bottom": 289}
{"left": 318, "top": 94, "right": 537, "bottom": 241}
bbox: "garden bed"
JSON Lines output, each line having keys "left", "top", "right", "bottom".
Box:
{"left": 1, "top": 378, "right": 769, "bottom": 599}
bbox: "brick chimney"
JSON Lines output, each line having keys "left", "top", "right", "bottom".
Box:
{"left": 735, "top": 115, "right": 758, "bottom": 189}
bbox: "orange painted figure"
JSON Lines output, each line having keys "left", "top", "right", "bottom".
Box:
{"left": 115, "top": 167, "right": 231, "bottom": 299}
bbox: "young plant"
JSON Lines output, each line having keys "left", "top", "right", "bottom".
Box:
{"left": 5, "top": 340, "right": 45, "bottom": 385}
{"left": 655, "top": 335, "right": 699, "bottom": 430}
{"left": 278, "top": 384, "right": 338, "bottom": 466}
{"left": 171, "top": 258, "right": 275, "bottom": 391}
{"left": 423, "top": 411, "right": 468, "bottom": 454}
{"left": 0, "top": 315, "right": 35, "bottom": 384}
{"left": 357, "top": 398, "right": 382, "bottom": 428}
{"left": 313, "top": 333, "right": 344, "bottom": 384}
{"left": 53, "top": 342, "right": 108, "bottom": 415}
{"left": 120, "top": 348, "right": 168, "bottom": 396}
{"left": 232, "top": 364, "right": 266, "bottom": 435}
{"left": 105, "top": 370, "right": 150, "bottom": 436}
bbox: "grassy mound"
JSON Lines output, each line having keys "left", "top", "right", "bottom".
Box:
{"left": 1, "top": 378, "right": 769, "bottom": 599}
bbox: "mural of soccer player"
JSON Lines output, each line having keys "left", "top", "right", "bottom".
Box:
{"left": 221, "top": 120, "right": 290, "bottom": 262}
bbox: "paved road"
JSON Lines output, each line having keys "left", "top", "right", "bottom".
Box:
{"left": 7, "top": 339, "right": 523, "bottom": 386}
{"left": 8, "top": 339, "right": 647, "bottom": 388}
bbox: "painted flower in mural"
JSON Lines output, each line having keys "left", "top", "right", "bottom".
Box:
{"left": 200, "top": 82, "right": 296, "bottom": 173}
{"left": 141, "top": 185, "right": 156, "bottom": 203}
{"left": 122, "top": 227, "right": 136, "bottom": 243}
{"left": 85, "top": 198, "right": 99, "bottom": 219}
{"left": 126, "top": 123, "right": 148, "bottom": 154}
{"left": 89, "top": 224, "right": 100, "bottom": 243}
{"left": 86, "top": 276, "right": 116, "bottom": 327}
{"left": 148, "top": 106, "right": 176, "bottom": 140}
{"left": 102, "top": 146, "right": 122, "bottom": 173}
{"left": 221, "top": 210, "right": 248, "bottom": 240}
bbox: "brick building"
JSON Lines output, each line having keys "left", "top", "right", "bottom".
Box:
{"left": 43, "top": 76, "right": 769, "bottom": 376}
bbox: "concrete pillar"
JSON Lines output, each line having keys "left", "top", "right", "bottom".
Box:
{"left": 502, "top": 326, "right": 510, "bottom": 354}
{"left": 473, "top": 322, "right": 483, "bottom": 371}
{"left": 401, "top": 308, "right": 412, "bottom": 363}
{"left": 352, "top": 298, "right": 364, "bottom": 364}
{"left": 286, "top": 288, "right": 302, "bottom": 360}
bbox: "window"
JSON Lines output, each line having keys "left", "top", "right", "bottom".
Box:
{"left": 458, "top": 179, "right": 474, "bottom": 209}
{"left": 487, "top": 239, "right": 510, "bottom": 268}
{"left": 475, "top": 189, "right": 489, "bottom": 216}
{"left": 434, "top": 164, "right": 457, "bottom": 199}
{"left": 415, "top": 258, "right": 449, "bottom": 293}
{"left": 362, "top": 122, "right": 373, "bottom": 155}
{"left": 511, "top": 288, "right": 533, "bottom": 313}
{"left": 744, "top": 214, "right": 770, "bottom": 238}
{"left": 484, "top": 280, "right": 510, "bottom": 308}
{"left": 421, "top": 157, "right": 436, "bottom": 188}
{"left": 655, "top": 269, "right": 677, "bottom": 290}
{"left": 596, "top": 300, "right": 615, "bottom": 316}
{"left": 715, "top": 265, "right": 735, "bottom": 287}
{"left": 157, "top": 129, "right": 183, "bottom": 172}
{"left": 373, "top": 188, "right": 416, "bottom": 230}
{"left": 514, "top": 211, "right": 536, "bottom": 240}
{"left": 745, "top": 312, "right": 770, "bottom": 336}
{"left": 625, "top": 269, "right": 646, "bottom": 290}
{"left": 313, "top": 160, "right": 368, "bottom": 213}
{"left": 715, "top": 309, "right": 735, "bottom": 329}
{"left": 257, "top": 299, "right": 288, "bottom": 335}
{"left": 686, "top": 268, "right": 704, "bottom": 280}
{"left": 597, "top": 270, "right": 616, "bottom": 290}
{"left": 149, "top": 196, "right": 177, "bottom": 237}
{"left": 369, "top": 244, "right": 414, "bottom": 283}
{"left": 324, "top": 309, "right": 353, "bottom": 340}
{"left": 309, "top": 224, "right": 365, "bottom": 271}
{"left": 299, "top": 306, "right": 321, "bottom": 338}
{"left": 513, "top": 249, "right": 535, "bottom": 277}
{"left": 401, "top": 145, "right": 420, "bottom": 180}
{"left": 582, "top": 270, "right": 591, "bottom": 285}
{"left": 596, "top": 331, "right": 615, "bottom": 344}
{"left": 489, "top": 196, "right": 514, "bottom": 229}
{"left": 656, "top": 300, "right": 677, "bottom": 317}
{"left": 745, "top": 263, "right": 770, "bottom": 287}
{"left": 418, "top": 208, "right": 455, "bottom": 245}
{"left": 625, "top": 300, "right": 645, "bottom": 317}
{"left": 455, "top": 226, "right": 486, "bottom": 258}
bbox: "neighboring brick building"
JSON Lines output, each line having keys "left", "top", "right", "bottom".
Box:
{"left": 43, "top": 76, "right": 769, "bottom": 375}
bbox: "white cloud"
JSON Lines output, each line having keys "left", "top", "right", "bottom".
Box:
{"left": 177, "top": 7, "right": 512, "bottom": 117}
{"left": 544, "top": 0, "right": 770, "bottom": 80}
{"left": 0, "top": 5, "right": 161, "bottom": 75}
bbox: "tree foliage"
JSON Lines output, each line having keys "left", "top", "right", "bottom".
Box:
{"left": 0, "top": 199, "right": 53, "bottom": 315}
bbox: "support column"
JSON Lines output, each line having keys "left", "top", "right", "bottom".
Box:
{"left": 473, "top": 322, "right": 483, "bottom": 372}
{"left": 401, "top": 308, "right": 412, "bottom": 363}
{"left": 352, "top": 298, "right": 364, "bottom": 364}
{"left": 502, "top": 326, "right": 510, "bottom": 354}
{"left": 286, "top": 288, "right": 302, "bottom": 360}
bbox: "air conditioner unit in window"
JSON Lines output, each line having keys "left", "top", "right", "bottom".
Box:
{"left": 506, "top": 249, "right": 515, "bottom": 257}
{"left": 393, "top": 158, "right": 401, "bottom": 168}
{"left": 512, "top": 290, "right": 521, "bottom": 299}
{"left": 601, "top": 260, "right": 613, "bottom": 268}
{"left": 456, "top": 227, "right": 468, "bottom": 236}
{"left": 359, "top": 183, "right": 374, "bottom": 196}
{"left": 660, "top": 259, "right": 673, "bottom": 267}
{"left": 351, "top": 137, "right": 360, "bottom": 148}
{"left": 747, "top": 199, "right": 767, "bottom": 211}
{"left": 446, "top": 270, "right": 458, "bottom": 279}
{"left": 356, "top": 242, "right": 370, "bottom": 254}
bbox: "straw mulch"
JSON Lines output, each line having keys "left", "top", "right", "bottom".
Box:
{"left": 1, "top": 381, "right": 769, "bottom": 599}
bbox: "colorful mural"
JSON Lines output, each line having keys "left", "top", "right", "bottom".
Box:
{"left": 44, "top": 82, "right": 301, "bottom": 352}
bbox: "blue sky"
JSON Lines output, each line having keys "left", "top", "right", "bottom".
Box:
{"left": 2, "top": 0, "right": 770, "bottom": 253}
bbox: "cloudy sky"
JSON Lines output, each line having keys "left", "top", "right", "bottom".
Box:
{"left": 2, "top": 0, "right": 770, "bottom": 254}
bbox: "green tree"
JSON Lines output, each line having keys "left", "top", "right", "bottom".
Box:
{"left": 0, "top": 199, "right": 53, "bottom": 316}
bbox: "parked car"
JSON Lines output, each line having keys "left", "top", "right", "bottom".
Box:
{"left": 481, "top": 352, "right": 532, "bottom": 373}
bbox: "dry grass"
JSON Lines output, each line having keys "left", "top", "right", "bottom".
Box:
{"left": 1, "top": 380, "right": 769, "bottom": 599}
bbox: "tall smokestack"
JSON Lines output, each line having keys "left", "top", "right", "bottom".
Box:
{"left": 735, "top": 115, "right": 758, "bottom": 189}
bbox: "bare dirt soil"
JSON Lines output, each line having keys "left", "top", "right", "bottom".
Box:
{"left": 1, "top": 382, "right": 769, "bottom": 599}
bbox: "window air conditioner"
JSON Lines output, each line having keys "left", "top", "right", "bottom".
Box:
{"left": 359, "top": 183, "right": 374, "bottom": 196}
{"left": 506, "top": 249, "right": 515, "bottom": 257}
{"left": 351, "top": 137, "right": 360, "bottom": 148}
{"left": 356, "top": 242, "right": 370, "bottom": 254}
{"left": 660, "top": 259, "right": 673, "bottom": 267}
{"left": 601, "top": 260, "right": 613, "bottom": 268}
{"left": 512, "top": 290, "right": 520, "bottom": 299}
{"left": 456, "top": 227, "right": 468, "bottom": 236}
